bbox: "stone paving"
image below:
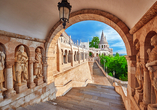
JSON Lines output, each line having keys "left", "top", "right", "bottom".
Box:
{"left": 92, "top": 62, "right": 112, "bottom": 86}
{"left": 17, "top": 62, "right": 125, "bottom": 110}
{"left": 53, "top": 83, "right": 126, "bottom": 110}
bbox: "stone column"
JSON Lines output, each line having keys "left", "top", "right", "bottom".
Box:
{"left": 5, "top": 59, "right": 16, "bottom": 98}
{"left": 83, "top": 52, "right": 85, "bottom": 62}
{"left": 125, "top": 55, "right": 136, "bottom": 96}
{"left": 71, "top": 51, "right": 74, "bottom": 67}
{"left": 28, "top": 59, "right": 36, "bottom": 88}
{"left": 43, "top": 62, "right": 48, "bottom": 83}
{"left": 66, "top": 53, "right": 68, "bottom": 64}
{"left": 78, "top": 52, "right": 81, "bottom": 64}
{"left": 58, "top": 50, "right": 62, "bottom": 71}
{"left": 62, "top": 53, "right": 64, "bottom": 65}
{"left": 143, "top": 66, "right": 151, "bottom": 107}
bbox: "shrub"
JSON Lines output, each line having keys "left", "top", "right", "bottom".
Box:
{"left": 99, "top": 53, "right": 128, "bottom": 81}
{"left": 108, "top": 72, "right": 113, "bottom": 77}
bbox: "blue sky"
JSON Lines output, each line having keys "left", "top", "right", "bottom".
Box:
{"left": 65, "top": 20, "right": 126, "bottom": 55}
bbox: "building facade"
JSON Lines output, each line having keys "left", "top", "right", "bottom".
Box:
{"left": 87, "top": 31, "right": 113, "bottom": 57}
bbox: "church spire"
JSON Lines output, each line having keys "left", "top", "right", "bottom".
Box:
{"left": 99, "top": 30, "right": 108, "bottom": 44}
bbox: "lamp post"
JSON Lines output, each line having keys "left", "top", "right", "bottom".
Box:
{"left": 104, "top": 59, "right": 106, "bottom": 71}
{"left": 58, "top": 0, "right": 72, "bottom": 29}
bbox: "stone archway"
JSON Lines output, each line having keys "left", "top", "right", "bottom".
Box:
{"left": 45, "top": 9, "right": 134, "bottom": 84}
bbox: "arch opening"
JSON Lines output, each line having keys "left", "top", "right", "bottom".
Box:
{"left": 45, "top": 9, "right": 133, "bottom": 84}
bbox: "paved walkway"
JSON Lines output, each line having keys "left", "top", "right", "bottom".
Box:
{"left": 92, "top": 62, "right": 112, "bottom": 86}
{"left": 17, "top": 62, "right": 125, "bottom": 110}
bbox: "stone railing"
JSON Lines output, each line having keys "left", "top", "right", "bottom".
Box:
{"left": 113, "top": 82, "right": 128, "bottom": 110}
{"left": 88, "top": 57, "right": 94, "bottom": 62}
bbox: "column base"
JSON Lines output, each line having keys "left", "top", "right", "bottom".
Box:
{"left": 15, "top": 83, "right": 28, "bottom": 94}
{"left": 34, "top": 77, "right": 44, "bottom": 86}
{"left": 0, "top": 91, "right": 3, "bottom": 101}
{"left": 140, "top": 102, "right": 148, "bottom": 110}
{"left": 28, "top": 82, "right": 36, "bottom": 89}
{"left": 5, "top": 89, "right": 16, "bottom": 98}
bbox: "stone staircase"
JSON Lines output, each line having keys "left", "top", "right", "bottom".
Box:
{"left": 17, "top": 62, "right": 125, "bottom": 110}
{"left": 18, "top": 83, "right": 125, "bottom": 110}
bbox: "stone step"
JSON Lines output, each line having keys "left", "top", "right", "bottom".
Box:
{"left": 54, "top": 96, "right": 125, "bottom": 110}
{"left": 16, "top": 107, "right": 27, "bottom": 110}
{"left": 65, "top": 91, "right": 124, "bottom": 106}
{"left": 87, "top": 83, "right": 115, "bottom": 90}
{"left": 54, "top": 101, "right": 92, "bottom": 110}
{"left": 55, "top": 93, "right": 125, "bottom": 108}
{"left": 53, "top": 82, "right": 126, "bottom": 110}
{"left": 20, "top": 101, "right": 68, "bottom": 110}
{"left": 78, "top": 86, "right": 121, "bottom": 97}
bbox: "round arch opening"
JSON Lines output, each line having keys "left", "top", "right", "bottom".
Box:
{"left": 45, "top": 9, "right": 133, "bottom": 84}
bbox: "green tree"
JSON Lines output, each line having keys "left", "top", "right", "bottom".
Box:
{"left": 89, "top": 36, "right": 100, "bottom": 48}
{"left": 99, "top": 53, "right": 128, "bottom": 81}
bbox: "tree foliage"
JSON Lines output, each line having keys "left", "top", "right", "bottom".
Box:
{"left": 89, "top": 36, "right": 100, "bottom": 48}
{"left": 99, "top": 53, "right": 128, "bottom": 81}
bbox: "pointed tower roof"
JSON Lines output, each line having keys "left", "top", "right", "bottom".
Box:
{"left": 99, "top": 31, "right": 108, "bottom": 44}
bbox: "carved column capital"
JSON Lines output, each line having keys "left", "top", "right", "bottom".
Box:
{"left": 29, "top": 58, "right": 35, "bottom": 64}
{"left": 43, "top": 62, "right": 48, "bottom": 67}
{"left": 6, "top": 59, "right": 15, "bottom": 68}
{"left": 125, "top": 55, "right": 136, "bottom": 67}
{"left": 29, "top": 60, "right": 34, "bottom": 64}
{"left": 125, "top": 55, "right": 136, "bottom": 61}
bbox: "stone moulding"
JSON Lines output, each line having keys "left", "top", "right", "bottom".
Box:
{"left": 130, "top": 1, "right": 157, "bottom": 34}
{"left": 53, "top": 61, "right": 88, "bottom": 77}
{"left": 0, "top": 30, "right": 45, "bottom": 43}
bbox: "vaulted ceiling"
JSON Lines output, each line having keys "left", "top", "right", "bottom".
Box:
{"left": 0, "top": 0, "right": 156, "bottom": 40}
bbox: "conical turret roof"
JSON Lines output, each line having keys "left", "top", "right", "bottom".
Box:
{"left": 99, "top": 31, "right": 108, "bottom": 44}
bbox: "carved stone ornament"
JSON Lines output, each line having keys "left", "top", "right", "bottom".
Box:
{"left": 34, "top": 48, "right": 43, "bottom": 78}
{"left": 0, "top": 51, "right": 6, "bottom": 91}
{"left": 14, "top": 45, "right": 28, "bottom": 86}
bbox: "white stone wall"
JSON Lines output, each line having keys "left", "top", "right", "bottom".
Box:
{"left": 0, "top": 83, "right": 56, "bottom": 110}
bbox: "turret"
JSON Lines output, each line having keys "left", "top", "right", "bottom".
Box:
{"left": 99, "top": 31, "right": 109, "bottom": 49}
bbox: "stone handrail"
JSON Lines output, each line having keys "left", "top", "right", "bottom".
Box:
{"left": 113, "top": 82, "right": 128, "bottom": 110}
{"left": 88, "top": 57, "right": 94, "bottom": 62}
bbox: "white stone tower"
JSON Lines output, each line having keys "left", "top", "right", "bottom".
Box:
{"left": 98, "top": 31, "right": 109, "bottom": 50}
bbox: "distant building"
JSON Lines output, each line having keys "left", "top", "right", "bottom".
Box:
{"left": 97, "top": 31, "right": 113, "bottom": 55}
{"left": 59, "top": 32, "right": 74, "bottom": 45}
{"left": 58, "top": 31, "right": 113, "bottom": 57}
{"left": 88, "top": 31, "right": 113, "bottom": 56}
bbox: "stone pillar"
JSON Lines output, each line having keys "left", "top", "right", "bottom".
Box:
{"left": 5, "top": 59, "right": 16, "bottom": 98}
{"left": 83, "top": 52, "right": 85, "bottom": 62}
{"left": 71, "top": 51, "right": 74, "bottom": 67}
{"left": 58, "top": 50, "right": 62, "bottom": 71}
{"left": 43, "top": 62, "right": 48, "bottom": 83}
{"left": 142, "top": 67, "right": 151, "bottom": 107}
{"left": 28, "top": 59, "right": 36, "bottom": 88}
{"left": 62, "top": 53, "right": 64, "bottom": 65}
{"left": 78, "top": 52, "right": 81, "bottom": 64}
{"left": 125, "top": 55, "right": 136, "bottom": 96}
{"left": 66, "top": 53, "right": 68, "bottom": 64}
